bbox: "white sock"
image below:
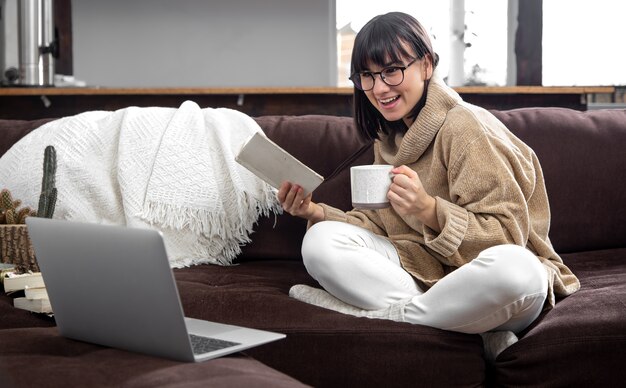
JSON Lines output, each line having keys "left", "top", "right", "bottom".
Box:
{"left": 289, "top": 284, "right": 410, "bottom": 322}
{"left": 480, "top": 331, "right": 518, "bottom": 362}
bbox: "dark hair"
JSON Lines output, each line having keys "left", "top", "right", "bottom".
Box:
{"left": 351, "top": 12, "right": 439, "bottom": 141}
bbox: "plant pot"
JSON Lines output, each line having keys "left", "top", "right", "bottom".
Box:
{"left": 0, "top": 225, "right": 39, "bottom": 273}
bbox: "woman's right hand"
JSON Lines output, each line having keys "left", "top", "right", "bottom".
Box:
{"left": 277, "top": 182, "right": 324, "bottom": 223}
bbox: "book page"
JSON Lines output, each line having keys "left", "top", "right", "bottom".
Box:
{"left": 236, "top": 132, "right": 324, "bottom": 196}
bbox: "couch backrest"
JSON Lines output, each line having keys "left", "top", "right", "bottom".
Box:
{"left": 491, "top": 108, "right": 626, "bottom": 253}
{"left": 0, "top": 118, "right": 56, "bottom": 157}
{"left": 242, "top": 108, "right": 626, "bottom": 260}
{"left": 2, "top": 109, "right": 625, "bottom": 261}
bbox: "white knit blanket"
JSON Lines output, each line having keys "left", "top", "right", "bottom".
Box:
{"left": 0, "top": 101, "right": 281, "bottom": 267}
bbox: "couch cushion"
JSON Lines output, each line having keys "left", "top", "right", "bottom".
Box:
{"left": 493, "top": 247, "right": 626, "bottom": 387}
{"left": 0, "top": 327, "right": 308, "bottom": 388}
{"left": 492, "top": 108, "right": 626, "bottom": 253}
{"left": 0, "top": 118, "right": 56, "bottom": 157}
{"left": 173, "top": 261, "right": 485, "bottom": 388}
{"left": 0, "top": 291, "right": 308, "bottom": 387}
{"left": 0, "top": 294, "right": 56, "bottom": 331}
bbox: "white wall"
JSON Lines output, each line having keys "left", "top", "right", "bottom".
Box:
{"left": 72, "top": 0, "right": 336, "bottom": 87}
{"left": 0, "top": 0, "right": 19, "bottom": 74}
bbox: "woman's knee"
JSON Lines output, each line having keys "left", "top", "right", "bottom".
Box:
{"left": 301, "top": 221, "right": 344, "bottom": 277}
{"left": 476, "top": 244, "right": 548, "bottom": 298}
{"left": 302, "top": 221, "right": 338, "bottom": 257}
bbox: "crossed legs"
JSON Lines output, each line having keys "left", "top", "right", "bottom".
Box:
{"left": 297, "top": 221, "right": 548, "bottom": 334}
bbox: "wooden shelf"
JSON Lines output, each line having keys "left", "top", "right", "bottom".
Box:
{"left": 0, "top": 86, "right": 616, "bottom": 120}
{"left": 0, "top": 85, "right": 614, "bottom": 97}
{"left": 0, "top": 87, "right": 354, "bottom": 96}
{"left": 454, "top": 86, "right": 614, "bottom": 94}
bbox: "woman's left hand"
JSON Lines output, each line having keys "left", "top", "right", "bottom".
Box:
{"left": 388, "top": 165, "right": 440, "bottom": 232}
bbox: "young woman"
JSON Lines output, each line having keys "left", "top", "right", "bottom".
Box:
{"left": 277, "top": 12, "right": 579, "bottom": 354}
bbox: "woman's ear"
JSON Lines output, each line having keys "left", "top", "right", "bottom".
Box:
{"left": 423, "top": 54, "right": 434, "bottom": 80}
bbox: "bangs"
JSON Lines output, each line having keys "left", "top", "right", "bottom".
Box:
{"left": 351, "top": 27, "right": 411, "bottom": 73}
{"left": 350, "top": 12, "right": 432, "bottom": 74}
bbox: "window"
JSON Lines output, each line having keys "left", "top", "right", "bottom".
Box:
{"left": 543, "top": 0, "right": 626, "bottom": 86}
{"left": 337, "top": 0, "right": 626, "bottom": 88}
{"left": 336, "top": 0, "right": 506, "bottom": 87}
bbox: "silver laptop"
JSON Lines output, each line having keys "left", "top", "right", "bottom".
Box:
{"left": 25, "top": 217, "right": 285, "bottom": 362}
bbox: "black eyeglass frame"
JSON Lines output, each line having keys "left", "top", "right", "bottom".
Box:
{"left": 349, "top": 58, "right": 418, "bottom": 91}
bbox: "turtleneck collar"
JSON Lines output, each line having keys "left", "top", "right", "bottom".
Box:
{"left": 376, "top": 71, "right": 462, "bottom": 166}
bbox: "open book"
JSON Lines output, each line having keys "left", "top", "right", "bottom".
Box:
{"left": 236, "top": 132, "right": 324, "bottom": 196}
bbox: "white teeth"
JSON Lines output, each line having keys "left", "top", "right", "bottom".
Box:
{"left": 380, "top": 96, "right": 399, "bottom": 104}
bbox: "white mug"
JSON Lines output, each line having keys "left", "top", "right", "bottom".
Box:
{"left": 350, "top": 164, "right": 394, "bottom": 209}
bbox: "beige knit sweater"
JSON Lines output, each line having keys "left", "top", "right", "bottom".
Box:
{"left": 319, "top": 75, "right": 580, "bottom": 306}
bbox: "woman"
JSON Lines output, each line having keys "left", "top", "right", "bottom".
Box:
{"left": 278, "top": 12, "right": 579, "bottom": 357}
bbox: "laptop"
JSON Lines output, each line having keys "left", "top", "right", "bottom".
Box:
{"left": 25, "top": 217, "right": 285, "bottom": 362}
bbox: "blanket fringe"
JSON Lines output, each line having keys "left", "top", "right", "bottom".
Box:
{"left": 141, "top": 192, "right": 280, "bottom": 238}
{"left": 140, "top": 189, "right": 282, "bottom": 266}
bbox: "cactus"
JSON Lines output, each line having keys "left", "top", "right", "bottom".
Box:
{"left": 0, "top": 188, "right": 36, "bottom": 225}
{"left": 1, "top": 189, "right": 13, "bottom": 211}
{"left": 37, "top": 145, "right": 57, "bottom": 219}
{"left": 17, "top": 207, "right": 36, "bottom": 224}
{"left": 5, "top": 208, "right": 16, "bottom": 224}
{"left": 0, "top": 145, "right": 57, "bottom": 224}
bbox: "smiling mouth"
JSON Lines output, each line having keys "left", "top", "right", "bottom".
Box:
{"left": 380, "top": 96, "right": 400, "bottom": 106}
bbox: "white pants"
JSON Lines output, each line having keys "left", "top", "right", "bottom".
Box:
{"left": 301, "top": 221, "right": 548, "bottom": 334}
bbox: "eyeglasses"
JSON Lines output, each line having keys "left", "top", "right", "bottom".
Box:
{"left": 349, "top": 58, "right": 418, "bottom": 91}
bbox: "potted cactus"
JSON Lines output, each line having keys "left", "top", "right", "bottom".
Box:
{"left": 0, "top": 145, "right": 57, "bottom": 273}
{"left": 37, "top": 145, "right": 57, "bottom": 219}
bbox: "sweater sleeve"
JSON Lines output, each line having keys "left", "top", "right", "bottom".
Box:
{"left": 315, "top": 203, "right": 387, "bottom": 235}
{"left": 422, "top": 130, "right": 537, "bottom": 267}
{"left": 422, "top": 197, "right": 469, "bottom": 257}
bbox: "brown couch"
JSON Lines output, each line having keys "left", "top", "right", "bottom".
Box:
{"left": 1, "top": 107, "right": 625, "bottom": 387}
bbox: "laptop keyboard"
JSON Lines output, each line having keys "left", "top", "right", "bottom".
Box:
{"left": 189, "top": 334, "right": 241, "bottom": 354}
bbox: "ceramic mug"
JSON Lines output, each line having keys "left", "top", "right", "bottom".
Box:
{"left": 350, "top": 164, "right": 394, "bottom": 209}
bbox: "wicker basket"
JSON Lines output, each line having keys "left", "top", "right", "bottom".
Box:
{"left": 0, "top": 225, "right": 39, "bottom": 273}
